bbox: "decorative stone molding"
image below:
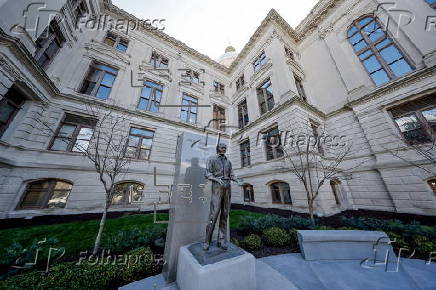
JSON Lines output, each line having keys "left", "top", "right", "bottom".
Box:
{"left": 84, "top": 41, "right": 131, "bottom": 66}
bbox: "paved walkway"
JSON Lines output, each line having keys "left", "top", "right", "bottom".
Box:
{"left": 120, "top": 254, "right": 436, "bottom": 290}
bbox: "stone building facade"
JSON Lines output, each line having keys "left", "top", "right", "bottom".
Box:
{"left": 0, "top": 0, "right": 435, "bottom": 219}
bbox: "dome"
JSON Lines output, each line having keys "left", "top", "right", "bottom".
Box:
{"left": 217, "top": 45, "right": 238, "bottom": 67}
{"left": 225, "top": 46, "right": 236, "bottom": 53}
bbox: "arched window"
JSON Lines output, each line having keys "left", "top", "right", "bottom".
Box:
{"left": 243, "top": 184, "right": 255, "bottom": 202}
{"left": 347, "top": 16, "right": 413, "bottom": 86}
{"left": 18, "top": 179, "right": 72, "bottom": 209}
{"left": 428, "top": 178, "right": 436, "bottom": 195}
{"left": 330, "top": 179, "right": 342, "bottom": 205}
{"left": 111, "top": 182, "right": 144, "bottom": 206}
{"left": 270, "top": 182, "right": 292, "bottom": 204}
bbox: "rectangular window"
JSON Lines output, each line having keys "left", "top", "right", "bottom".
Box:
{"left": 240, "top": 139, "right": 251, "bottom": 167}
{"left": 236, "top": 74, "right": 245, "bottom": 91}
{"left": 49, "top": 114, "right": 96, "bottom": 152}
{"left": 35, "top": 20, "right": 65, "bottom": 69}
{"left": 264, "top": 126, "right": 284, "bottom": 160}
{"left": 213, "top": 81, "right": 225, "bottom": 94}
{"left": 238, "top": 99, "right": 249, "bottom": 129}
{"left": 212, "top": 104, "right": 226, "bottom": 131}
{"left": 243, "top": 184, "right": 255, "bottom": 202}
{"left": 0, "top": 86, "right": 26, "bottom": 138}
{"left": 126, "top": 127, "right": 155, "bottom": 160}
{"left": 137, "top": 80, "right": 162, "bottom": 113}
{"left": 390, "top": 95, "right": 436, "bottom": 144}
{"left": 257, "top": 78, "right": 275, "bottom": 115}
{"left": 104, "top": 32, "right": 128, "bottom": 52}
{"left": 80, "top": 62, "right": 118, "bottom": 100}
{"left": 150, "top": 51, "right": 169, "bottom": 69}
{"left": 182, "top": 69, "right": 200, "bottom": 84}
{"left": 253, "top": 51, "right": 267, "bottom": 72}
{"left": 180, "top": 93, "right": 198, "bottom": 123}
{"left": 294, "top": 75, "right": 307, "bottom": 102}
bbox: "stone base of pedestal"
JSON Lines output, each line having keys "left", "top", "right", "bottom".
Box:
{"left": 176, "top": 242, "right": 256, "bottom": 290}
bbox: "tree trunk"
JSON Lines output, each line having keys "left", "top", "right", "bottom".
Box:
{"left": 93, "top": 204, "right": 108, "bottom": 255}
{"left": 308, "top": 200, "right": 315, "bottom": 225}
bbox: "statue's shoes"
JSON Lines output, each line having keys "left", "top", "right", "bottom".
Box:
{"left": 217, "top": 242, "right": 228, "bottom": 250}
{"left": 203, "top": 243, "right": 210, "bottom": 251}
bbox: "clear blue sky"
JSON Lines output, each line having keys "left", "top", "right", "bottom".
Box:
{"left": 112, "top": 0, "right": 318, "bottom": 60}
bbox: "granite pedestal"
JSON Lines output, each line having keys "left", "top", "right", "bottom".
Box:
{"left": 176, "top": 242, "right": 256, "bottom": 290}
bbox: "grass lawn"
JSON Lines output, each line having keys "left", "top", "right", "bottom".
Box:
{"left": 0, "top": 210, "right": 265, "bottom": 259}
{"left": 0, "top": 213, "right": 169, "bottom": 259}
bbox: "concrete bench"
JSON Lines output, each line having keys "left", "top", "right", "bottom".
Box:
{"left": 297, "top": 230, "right": 396, "bottom": 261}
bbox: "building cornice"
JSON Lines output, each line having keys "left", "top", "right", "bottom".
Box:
{"left": 102, "top": 0, "right": 345, "bottom": 75}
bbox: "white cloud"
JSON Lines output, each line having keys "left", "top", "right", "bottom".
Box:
{"left": 112, "top": 0, "right": 318, "bottom": 60}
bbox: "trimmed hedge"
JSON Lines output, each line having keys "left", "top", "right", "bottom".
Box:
{"left": 240, "top": 214, "right": 313, "bottom": 234}
{"left": 0, "top": 247, "right": 160, "bottom": 290}
{"left": 105, "top": 226, "right": 166, "bottom": 254}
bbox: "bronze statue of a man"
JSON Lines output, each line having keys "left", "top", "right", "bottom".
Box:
{"left": 204, "top": 143, "right": 242, "bottom": 251}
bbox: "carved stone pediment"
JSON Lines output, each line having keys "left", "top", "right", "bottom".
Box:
{"left": 84, "top": 41, "right": 131, "bottom": 66}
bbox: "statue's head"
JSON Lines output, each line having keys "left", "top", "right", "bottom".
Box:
{"left": 216, "top": 143, "right": 227, "bottom": 155}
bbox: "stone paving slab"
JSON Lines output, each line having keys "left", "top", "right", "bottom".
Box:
{"left": 120, "top": 253, "right": 436, "bottom": 290}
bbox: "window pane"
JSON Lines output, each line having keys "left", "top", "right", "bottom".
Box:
{"left": 375, "top": 38, "right": 391, "bottom": 50}
{"left": 45, "top": 40, "right": 61, "bottom": 59}
{"left": 347, "top": 26, "right": 358, "bottom": 37}
{"left": 96, "top": 86, "right": 111, "bottom": 99}
{"left": 141, "top": 138, "right": 153, "bottom": 149}
{"left": 395, "top": 115, "right": 420, "bottom": 132}
{"left": 51, "top": 138, "right": 70, "bottom": 151}
{"left": 100, "top": 73, "right": 116, "bottom": 87}
{"left": 353, "top": 40, "right": 367, "bottom": 51}
{"left": 380, "top": 45, "right": 402, "bottom": 64}
{"left": 104, "top": 37, "right": 116, "bottom": 47}
{"left": 180, "top": 110, "right": 188, "bottom": 122}
{"left": 141, "top": 87, "right": 152, "bottom": 99}
{"left": 139, "top": 149, "right": 150, "bottom": 160}
{"left": 137, "top": 98, "right": 149, "bottom": 110}
{"left": 422, "top": 108, "right": 436, "bottom": 122}
{"left": 81, "top": 81, "right": 96, "bottom": 95}
{"left": 389, "top": 59, "right": 412, "bottom": 77}
{"left": 358, "top": 49, "right": 372, "bottom": 60}
{"left": 72, "top": 139, "right": 89, "bottom": 152}
{"left": 116, "top": 42, "right": 128, "bottom": 52}
{"left": 131, "top": 128, "right": 154, "bottom": 137}
{"left": 371, "top": 69, "right": 389, "bottom": 86}
{"left": 128, "top": 135, "right": 140, "bottom": 147}
{"left": 359, "top": 17, "right": 373, "bottom": 27}
{"left": 47, "top": 190, "right": 69, "bottom": 208}
{"left": 77, "top": 127, "right": 93, "bottom": 140}
{"left": 0, "top": 103, "right": 16, "bottom": 123}
{"left": 349, "top": 32, "right": 363, "bottom": 45}
{"left": 363, "top": 56, "right": 382, "bottom": 73}
{"left": 58, "top": 124, "right": 76, "bottom": 137}
{"left": 20, "top": 190, "right": 46, "bottom": 208}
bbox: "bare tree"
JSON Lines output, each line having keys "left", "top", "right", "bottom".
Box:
{"left": 272, "top": 126, "right": 365, "bottom": 223}
{"left": 39, "top": 103, "right": 132, "bottom": 255}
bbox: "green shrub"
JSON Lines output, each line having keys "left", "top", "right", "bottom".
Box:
{"left": 289, "top": 229, "right": 299, "bottom": 246}
{"left": 0, "top": 247, "right": 159, "bottom": 290}
{"left": 339, "top": 217, "right": 436, "bottom": 239}
{"left": 240, "top": 234, "right": 262, "bottom": 251}
{"left": 314, "top": 226, "right": 335, "bottom": 230}
{"left": 412, "top": 236, "right": 435, "bottom": 255}
{"left": 0, "top": 238, "right": 60, "bottom": 266}
{"left": 239, "top": 214, "right": 313, "bottom": 234}
{"left": 105, "top": 226, "right": 166, "bottom": 253}
{"left": 386, "top": 232, "right": 409, "bottom": 250}
{"left": 262, "top": 227, "right": 289, "bottom": 248}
